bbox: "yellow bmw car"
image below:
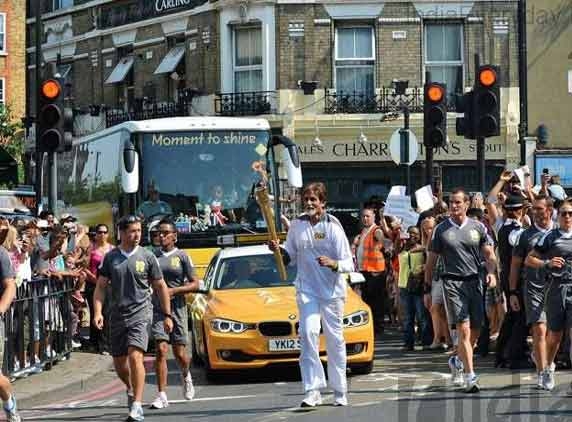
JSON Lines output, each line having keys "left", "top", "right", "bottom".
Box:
{"left": 189, "top": 245, "right": 374, "bottom": 376}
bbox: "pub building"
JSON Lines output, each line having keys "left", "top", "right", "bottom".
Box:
{"left": 27, "top": 0, "right": 527, "bottom": 211}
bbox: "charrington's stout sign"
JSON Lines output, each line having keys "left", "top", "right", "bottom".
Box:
{"left": 99, "top": 0, "right": 208, "bottom": 29}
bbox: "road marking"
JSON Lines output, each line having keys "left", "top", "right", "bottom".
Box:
{"left": 163, "top": 394, "right": 258, "bottom": 404}
{"left": 353, "top": 400, "right": 379, "bottom": 407}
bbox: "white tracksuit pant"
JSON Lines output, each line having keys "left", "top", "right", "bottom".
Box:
{"left": 297, "top": 293, "right": 347, "bottom": 393}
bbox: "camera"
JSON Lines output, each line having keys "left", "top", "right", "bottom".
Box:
{"left": 542, "top": 168, "right": 550, "bottom": 175}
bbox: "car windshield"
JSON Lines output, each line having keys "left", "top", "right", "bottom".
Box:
{"left": 215, "top": 254, "right": 296, "bottom": 290}
{"left": 139, "top": 130, "right": 270, "bottom": 234}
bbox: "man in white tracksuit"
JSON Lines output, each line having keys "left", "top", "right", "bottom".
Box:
{"left": 270, "top": 182, "right": 354, "bottom": 408}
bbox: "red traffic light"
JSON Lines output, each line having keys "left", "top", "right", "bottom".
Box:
{"left": 41, "top": 79, "right": 62, "bottom": 100}
{"left": 427, "top": 84, "right": 444, "bottom": 103}
{"left": 478, "top": 68, "right": 497, "bottom": 87}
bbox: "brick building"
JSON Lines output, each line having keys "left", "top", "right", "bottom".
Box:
{"left": 0, "top": 0, "right": 26, "bottom": 122}
{"left": 27, "top": 0, "right": 524, "bottom": 208}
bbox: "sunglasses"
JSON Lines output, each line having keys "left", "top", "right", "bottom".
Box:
{"left": 97, "top": 230, "right": 108, "bottom": 234}
{"left": 159, "top": 230, "right": 174, "bottom": 236}
{"left": 560, "top": 211, "right": 572, "bottom": 217}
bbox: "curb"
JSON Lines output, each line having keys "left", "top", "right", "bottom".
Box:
{"left": 16, "top": 353, "right": 115, "bottom": 407}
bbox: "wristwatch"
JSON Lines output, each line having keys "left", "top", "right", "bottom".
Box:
{"left": 164, "top": 314, "right": 173, "bottom": 320}
{"left": 509, "top": 289, "right": 519, "bottom": 296}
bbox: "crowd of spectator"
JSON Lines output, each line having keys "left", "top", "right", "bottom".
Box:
{"left": 1, "top": 210, "right": 114, "bottom": 379}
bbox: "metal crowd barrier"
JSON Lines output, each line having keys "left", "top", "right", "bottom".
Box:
{"left": 3, "top": 276, "right": 75, "bottom": 378}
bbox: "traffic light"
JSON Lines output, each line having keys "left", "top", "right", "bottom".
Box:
{"left": 455, "top": 91, "right": 475, "bottom": 139}
{"left": 38, "top": 78, "right": 73, "bottom": 153}
{"left": 473, "top": 65, "right": 500, "bottom": 138}
{"left": 423, "top": 82, "right": 447, "bottom": 148}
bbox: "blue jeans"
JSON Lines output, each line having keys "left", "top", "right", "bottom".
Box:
{"left": 400, "top": 288, "right": 431, "bottom": 347}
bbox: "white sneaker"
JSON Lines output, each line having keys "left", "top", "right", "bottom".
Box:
{"left": 333, "top": 391, "right": 348, "bottom": 406}
{"left": 149, "top": 392, "right": 169, "bottom": 409}
{"left": 300, "top": 390, "right": 322, "bottom": 408}
{"left": 183, "top": 373, "right": 195, "bottom": 400}
{"left": 464, "top": 374, "right": 480, "bottom": 393}
{"left": 541, "top": 368, "right": 555, "bottom": 391}
{"left": 536, "top": 372, "right": 544, "bottom": 390}
{"left": 127, "top": 402, "right": 145, "bottom": 421}
{"left": 71, "top": 339, "right": 82, "bottom": 349}
{"left": 3, "top": 396, "right": 22, "bottom": 422}
{"left": 448, "top": 355, "right": 465, "bottom": 386}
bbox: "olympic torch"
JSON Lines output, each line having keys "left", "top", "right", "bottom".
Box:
{"left": 255, "top": 185, "right": 288, "bottom": 281}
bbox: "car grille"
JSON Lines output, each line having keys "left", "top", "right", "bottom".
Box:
{"left": 258, "top": 321, "right": 292, "bottom": 336}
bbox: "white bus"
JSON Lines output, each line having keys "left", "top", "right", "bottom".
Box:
{"left": 45, "top": 117, "right": 302, "bottom": 274}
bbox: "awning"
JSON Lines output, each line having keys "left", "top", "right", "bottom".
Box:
{"left": 154, "top": 45, "right": 185, "bottom": 75}
{"left": 105, "top": 56, "right": 135, "bottom": 84}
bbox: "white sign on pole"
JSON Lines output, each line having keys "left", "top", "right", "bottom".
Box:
{"left": 389, "top": 129, "right": 418, "bottom": 166}
{"left": 415, "top": 185, "right": 435, "bottom": 213}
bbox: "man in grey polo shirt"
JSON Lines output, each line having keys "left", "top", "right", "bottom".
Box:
{"left": 526, "top": 199, "right": 572, "bottom": 395}
{"left": 94, "top": 215, "right": 173, "bottom": 422}
{"left": 425, "top": 188, "right": 497, "bottom": 393}
{"left": 509, "top": 196, "right": 554, "bottom": 390}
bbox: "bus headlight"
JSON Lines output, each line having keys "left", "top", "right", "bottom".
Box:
{"left": 343, "top": 310, "right": 369, "bottom": 328}
{"left": 210, "top": 318, "right": 254, "bottom": 334}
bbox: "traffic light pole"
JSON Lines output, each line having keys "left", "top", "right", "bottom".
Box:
{"left": 477, "top": 137, "right": 486, "bottom": 193}
{"left": 400, "top": 105, "right": 412, "bottom": 195}
{"left": 34, "top": 0, "right": 42, "bottom": 212}
{"left": 518, "top": 0, "right": 528, "bottom": 165}
{"left": 48, "top": 152, "right": 57, "bottom": 211}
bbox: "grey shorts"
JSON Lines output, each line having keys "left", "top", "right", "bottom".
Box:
{"left": 485, "top": 284, "right": 504, "bottom": 308}
{"left": 545, "top": 282, "right": 572, "bottom": 332}
{"left": 110, "top": 309, "right": 152, "bottom": 357}
{"left": 152, "top": 304, "right": 189, "bottom": 345}
{"left": 443, "top": 278, "right": 484, "bottom": 328}
{"left": 431, "top": 280, "right": 445, "bottom": 305}
{"left": 524, "top": 280, "right": 547, "bottom": 325}
{"left": 0, "top": 319, "right": 4, "bottom": 371}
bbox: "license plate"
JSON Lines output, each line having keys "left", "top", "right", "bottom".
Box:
{"left": 268, "top": 338, "right": 301, "bottom": 352}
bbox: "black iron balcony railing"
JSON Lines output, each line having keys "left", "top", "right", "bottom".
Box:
{"left": 105, "top": 102, "right": 188, "bottom": 128}
{"left": 105, "top": 88, "right": 198, "bottom": 127}
{"left": 215, "top": 91, "right": 276, "bottom": 117}
{"left": 324, "top": 87, "right": 457, "bottom": 114}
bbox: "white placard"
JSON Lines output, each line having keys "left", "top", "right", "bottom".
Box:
{"left": 513, "top": 165, "right": 530, "bottom": 189}
{"left": 415, "top": 185, "right": 434, "bottom": 213}
{"left": 388, "top": 185, "right": 406, "bottom": 197}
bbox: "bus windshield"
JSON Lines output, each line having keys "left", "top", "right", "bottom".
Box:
{"left": 138, "top": 130, "right": 271, "bottom": 235}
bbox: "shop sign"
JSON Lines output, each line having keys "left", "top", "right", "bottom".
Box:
{"left": 297, "top": 135, "right": 506, "bottom": 163}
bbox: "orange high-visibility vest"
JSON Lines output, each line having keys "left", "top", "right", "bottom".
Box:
{"left": 360, "top": 226, "right": 386, "bottom": 272}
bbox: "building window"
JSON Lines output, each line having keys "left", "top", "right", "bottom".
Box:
{"left": 0, "top": 14, "right": 5, "bottom": 53}
{"left": 424, "top": 23, "right": 464, "bottom": 103}
{"left": 334, "top": 26, "right": 375, "bottom": 95}
{"left": 233, "top": 26, "right": 262, "bottom": 92}
{"left": 52, "top": 0, "right": 73, "bottom": 11}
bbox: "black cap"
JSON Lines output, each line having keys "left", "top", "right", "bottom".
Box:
{"left": 504, "top": 194, "right": 525, "bottom": 209}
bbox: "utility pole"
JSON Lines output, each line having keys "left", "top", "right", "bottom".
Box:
{"left": 517, "top": 0, "right": 528, "bottom": 166}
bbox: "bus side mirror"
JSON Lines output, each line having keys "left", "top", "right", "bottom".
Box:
{"left": 273, "top": 135, "right": 303, "bottom": 188}
{"left": 122, "top": 140, "right": 139, "bottom": 194}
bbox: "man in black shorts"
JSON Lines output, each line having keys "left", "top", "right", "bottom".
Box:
{"left": 509, "top": 196, "right": 554, "bottom": 389}
{"left": 150, "top": 220, "right": 199, "bottom": 410}
{"left": 425, "top": 188, "right": 497, "bottom": 393}
{"left": 526, "top": 199, "right": 572, "bottom": 394}
{"left": 94, "top": 216, "right": 173, "bottom": 422}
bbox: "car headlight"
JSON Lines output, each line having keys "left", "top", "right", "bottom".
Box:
{"left": 343, "top": 310, "right": 369, "bottom": 328}
{"left": 210, "top": 318, "right": 254, "bottom": 334}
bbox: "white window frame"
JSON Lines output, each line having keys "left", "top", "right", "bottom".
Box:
{"left": 232, "top": 25, "right": 263, "bottom": 93}
{"left": 0, "top": 78, "right": 5, "bottom": 104}
{"left": 423, "top": 22, "right": 465, "bottom": 90}
{"left": 333, "top": 25, "right": 376, "bottom": 94}
{"left": 0, "top": 14, "right": 6, "bottom": 54}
